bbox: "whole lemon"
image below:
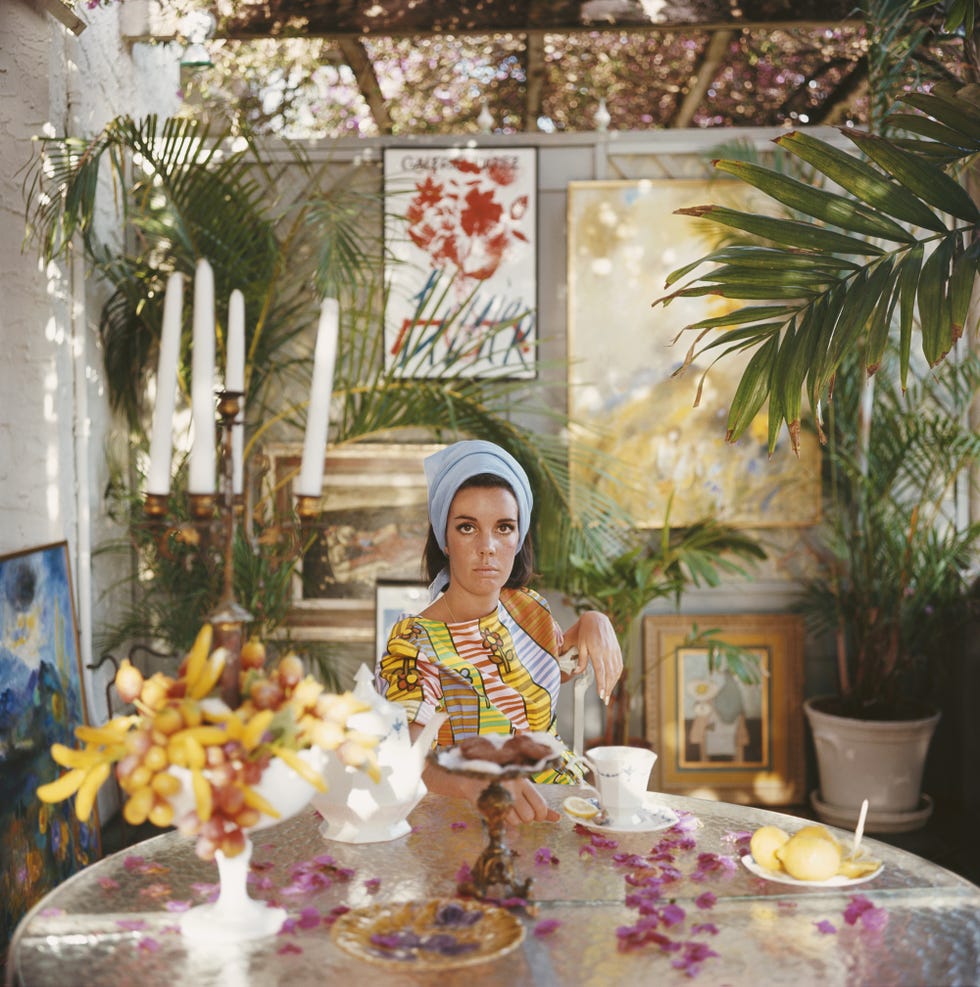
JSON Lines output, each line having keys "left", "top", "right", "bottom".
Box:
{"left": 750, "top": 825, "right": 790, "bottom": 871}
{"left": 793, "top": 824, "right": 839, "bottom": 847}
{"left": 775, "top": 833, "right": 842, "bottom": 881}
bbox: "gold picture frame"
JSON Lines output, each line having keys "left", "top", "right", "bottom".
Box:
{"left": 266, "top": 442, "right": 442, "bottom": 640}
{"left": 643, "top": 613, "right": 805, "bottom": 805}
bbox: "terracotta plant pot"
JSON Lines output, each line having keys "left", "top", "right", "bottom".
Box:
{"left": 803, "top": 696, "right": 940, "bottom": 833}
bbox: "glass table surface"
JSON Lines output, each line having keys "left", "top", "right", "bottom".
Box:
{"left": 7, "top": 787, "right": 979, "bottom": 986}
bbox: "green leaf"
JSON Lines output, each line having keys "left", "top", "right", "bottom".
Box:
{"left": 675, "top": 205, "right": 885, "bottom": 256}
{"left": 885, "top": 113, "right": 978, "bottom": 152}
{"left": 864, "top": 266, "right": 900, "bottom": 373}
{"left": 845, "top": 131, "right": 980, "bottom": 225}
{"left": 897, "top": 243, "right": 924, "bottom": 387}
{"left": 713, "top": 158, "right": 916, "bottom": 242}
{"left": 898, "top": 90, "right": 980, "bottom": 143}
{"left": 948, "top": 241, "right": 980, "bottom": 342}
{"left": 918, "top": 239, "right": 954, "bottom": 366}
{"left": 775, "top": 131, "right": 947, "bottom": 232}
{"left": 682, "top": 305, "right": 796, "bottom": 331}
{"left": 725, "top": 335, "right": 777, "bottom": 442}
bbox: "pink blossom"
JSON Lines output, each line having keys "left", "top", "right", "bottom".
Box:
{"left": 533, "top": 918, "right": 561, "bottom": 937}
{"left": 450, "top": 821, "right": 467, "bottom": 830}
{"left": 691, "top": 922, "right": 718, "bottom": 935}
{"left": 364, "top": 877, "right": 382, "bottom": 893}
{"left": 695, "top": 891, "right": 717, "bottom": 909}
{"left": 844, "top": 894, "right": 888, "bottom": 931}
{"left": 136, "top": 937, "right": 161, "bottom": 953}
{"left": 815, "top": 919, "right": 837, "bottom": 935}
{"left": 164, "top": 900, "right": 192, "bottom": 913}
{"left": 277, "top": 942, "right": 303, "bottom": 955}
{"left": 534, "top": 847, "right": 559, "bottom": 865}
{"left": 455, "top": 862, "right": 473, "bottom": 883}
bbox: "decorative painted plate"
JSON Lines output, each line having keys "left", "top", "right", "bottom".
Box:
{"left": 331, "top": 897, "right": 525, "bottom": 970}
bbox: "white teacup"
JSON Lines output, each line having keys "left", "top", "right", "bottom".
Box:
{"left": 583, "top": 745, "right": 657, "bottom": 824}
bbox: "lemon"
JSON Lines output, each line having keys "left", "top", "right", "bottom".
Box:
{"left": 775, "top": 833, "right": 842, "bottom": 881}
{"left": 749, "top": 825, "right": 789, "bottom": 871}
{"left": 563, "top": 796, "right": 601, "bottom": 820}
{"left": 793, "top": 823, "right": 839, "bottom": 847}
{"left": 837, "top": 854, "right": 881, "bottom": 879}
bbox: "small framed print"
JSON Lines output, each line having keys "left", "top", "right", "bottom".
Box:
{"left": 643, "top": 613, "right": 805, "bottom": 805}
{"left": 375, "top": 580, "right": 429, "bottom": 655}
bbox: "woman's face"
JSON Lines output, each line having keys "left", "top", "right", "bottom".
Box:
{"left": 444, "top": 484, "right": 521, "bottom": 597}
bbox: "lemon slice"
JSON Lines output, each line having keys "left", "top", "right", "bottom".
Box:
{"left": 562, "top": 796, "right": 601, "bottom": 820}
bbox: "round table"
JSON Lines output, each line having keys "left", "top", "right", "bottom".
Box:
{"left": 7, "top": 787, "right": 980, "bottom": 986}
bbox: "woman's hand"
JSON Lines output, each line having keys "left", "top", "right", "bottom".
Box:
{"left": 561, "top": 610, "right": 623, "bottom": 705}
{"left": 417, "top": 735, "right": 559, "bottom": 824}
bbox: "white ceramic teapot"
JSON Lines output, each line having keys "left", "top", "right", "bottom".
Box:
{"left": 312, "top": 665, "right": 446, "bottom": 843}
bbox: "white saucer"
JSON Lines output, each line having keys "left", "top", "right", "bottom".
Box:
{"left": 564, "top": 793, "right": 679, "bottom": 834}
{"left": 741, "top": 854, "right": 883, "bottom": 887}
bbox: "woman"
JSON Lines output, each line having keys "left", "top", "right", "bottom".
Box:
{"left": 375, "top": 440, "right": 623, "bottom": 823}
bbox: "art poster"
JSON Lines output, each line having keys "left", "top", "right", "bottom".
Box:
{"left": 567, "top": 179, "right": 821, "bottom": 528}
{"left": 0, "top": 542, "right": 100, "bottom": 948}
{"left": 383, "top": 146, "right": 538, "bottom": 379}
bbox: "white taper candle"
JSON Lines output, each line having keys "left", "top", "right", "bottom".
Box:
{"left": 226, "top": 289, "right": 246, "bottom": 496}
{"left": 189, "top": 258, "right": 216, "bottom": 495}
{"left": 146, "top": 272, "right": 184, "bottom": 497}
{"left": 296, "top": 297, "right": 339, "bottom": 499}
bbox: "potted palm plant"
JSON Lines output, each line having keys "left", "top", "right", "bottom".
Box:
{"left": 651, "top": 1, "right": 980, "bottom": 829}
{"left": 799, "top": 349, "right": 980, "bottom": 830}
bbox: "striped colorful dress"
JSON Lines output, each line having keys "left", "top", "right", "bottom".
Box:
{"left": 375, "top": 586, "right": 582, "bottom": 784}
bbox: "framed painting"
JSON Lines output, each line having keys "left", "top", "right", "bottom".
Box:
{"left": 643, "top": 613, "right": 805, "bottom": 805}
{"left": 268, "top": 443, "right": 441, "bottom": 638}
{"left": 566, "top": 179, "right": 821, "bottom": 528}
{"left": 383, "top": 146, "right": 538, "bottom": 379}
{"left": 0, "top": 542, "right": 101, "bottom": 948}
{"left": 375, "top": 580, "right": 429, "bottom": 656}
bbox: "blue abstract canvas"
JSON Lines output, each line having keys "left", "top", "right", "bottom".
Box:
{"left": 0, "top": 542, "right": 100, "bottom": 949}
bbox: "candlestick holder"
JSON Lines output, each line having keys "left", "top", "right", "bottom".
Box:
{"left": 143, "top": 389, "right": 254, "bottom": 705}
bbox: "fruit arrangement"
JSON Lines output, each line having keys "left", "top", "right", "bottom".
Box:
{"left": 37, "top": 624, "right": 379, "bottom": 860}
{"left": 749, "top": 823, "right": 881, "bottom": 882}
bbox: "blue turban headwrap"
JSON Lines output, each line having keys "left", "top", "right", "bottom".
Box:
{"left": 424, "top": 440, "right": 533, "bottom": 599}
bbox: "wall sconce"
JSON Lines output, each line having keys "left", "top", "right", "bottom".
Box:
{"left": 180, "top": 11, "right": 216, "bottom": 69}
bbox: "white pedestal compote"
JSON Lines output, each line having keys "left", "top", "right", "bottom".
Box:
{"left": 171, "top": 748, "right": 327, "bottom": 943}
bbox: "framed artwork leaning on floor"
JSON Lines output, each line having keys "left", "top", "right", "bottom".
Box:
{"left": 0, "top": 541, "right": 101, "bottom": 949}
{"left": 643, "top": 612, "right": 805, "bottom": 805}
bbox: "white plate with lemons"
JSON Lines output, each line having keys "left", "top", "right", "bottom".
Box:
{"left": 742, "top": 823, "right": 883, "bottom": 886}
{"left": 562, "top": 794, "right": 679, "bottom": 834}
{"left": 741, "top": 853, "right": 882, "bottom": 887}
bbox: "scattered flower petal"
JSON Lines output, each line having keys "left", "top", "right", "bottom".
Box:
{"left": 277, "top": 942, "right": 303, "bottom": 955}
{"left": 450, "top": 821, "right": 467, "bottom": 830}
{"left": 533, "top": 918, "right": 561, "bottom": 937}
{"left": 534, "top": 847, "right": 559, "bottom": 865}
{"left": 695, "top": 892, "right": 717, "bottom": 910}
{"left": 815, "top": 919, "right": 837, "bottom": 935}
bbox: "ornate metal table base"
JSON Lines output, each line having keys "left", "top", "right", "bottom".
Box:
{"left": 458, "top": 780, "right": 532, "bottom": 901}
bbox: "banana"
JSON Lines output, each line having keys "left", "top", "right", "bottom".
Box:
{"left": 181, "top": 623, "right": 214, "bottom": 692}
{"left": 170, "top": 725, "right": 229, "bottom": 747}
{"left": 75, "top": 716, "right": 138, "bottom": 745}
{"left": 242, "top": 709, "right": 275, "bottom": 751}
{"left": 191, "top": 768, "right": 213, "bottom": 822}
{"left": 270, "top": 745, "right": 327, "bottom": 791}
{"left": 239, "top": 784, "right": 281, "bottom": 819}
{"left": 188, "top": 648, "right": 228, "bottom": 700}
{"left": 74, "top": 762, "right": 111, "bottom": 822}
{"left": 36, "top": 768, "right": 87, "bottom": 803}
{"left": 50, "top": 743, "right": 107, "bottom": 770}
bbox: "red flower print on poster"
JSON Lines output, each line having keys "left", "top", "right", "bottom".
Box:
{"left": 384, "top": 148, "right": 537, "bottom": 379}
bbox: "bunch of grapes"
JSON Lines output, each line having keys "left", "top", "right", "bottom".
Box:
{"left": 38, "top": 624, "right": 378, "bottom": 860}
